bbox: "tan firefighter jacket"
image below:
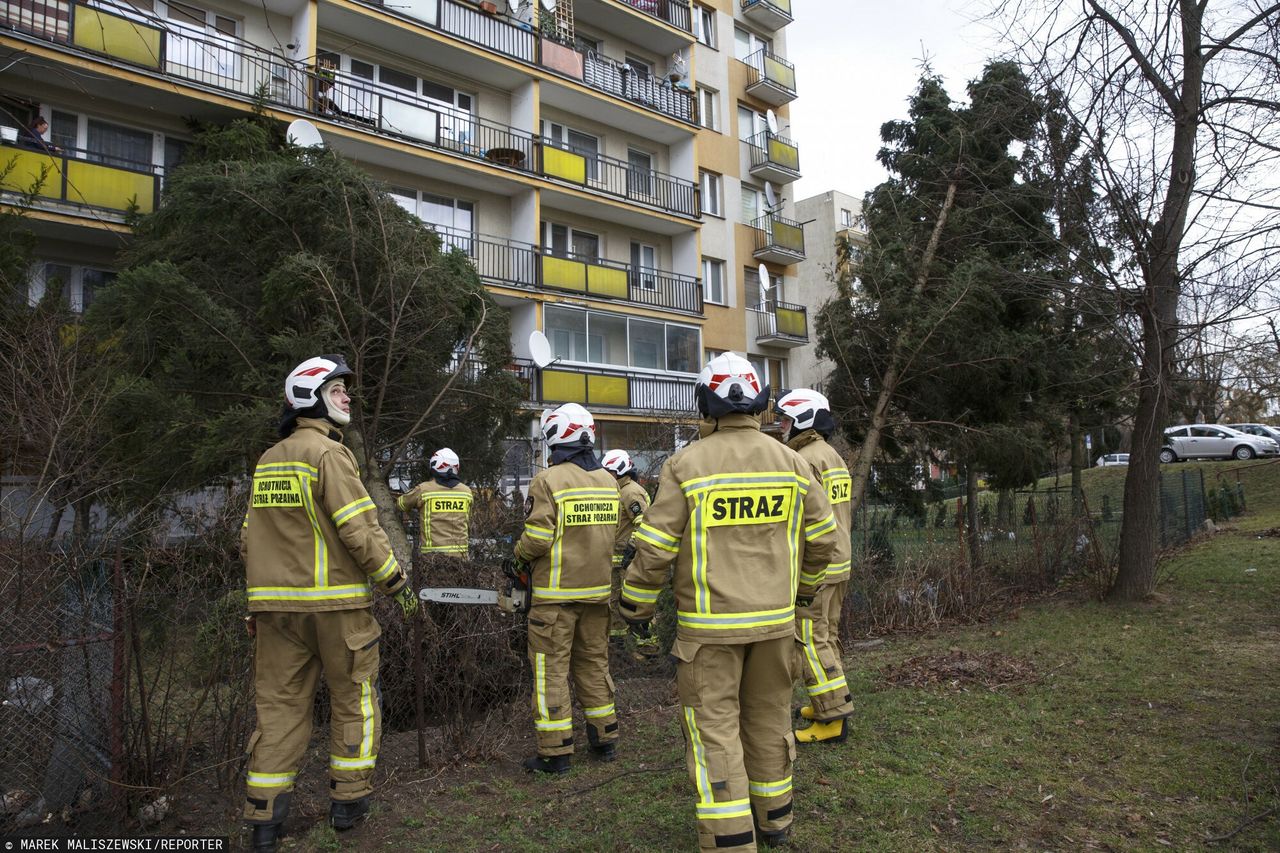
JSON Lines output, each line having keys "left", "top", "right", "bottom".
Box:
{"left": 514, "top": 461, "right": 619, "bottom": 605}
{"left": 612, "top": 475, "right": 650, "bottom": 567}
{"left": 398, "top": 479, "right": 473, "bottom": 557}
{"left": 241, "top": 418, "right": 407, "bottom": 612}
{"left": 787, "top": 430, "right": 853, "bottom": 586}
{"left": 621, "top": 413, "right": 836, "bottom": 644}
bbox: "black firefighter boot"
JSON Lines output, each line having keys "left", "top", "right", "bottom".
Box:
{"left": 757, "top": 825, "right": 791, "bottom": 848}
{"left": 249, "top": 823, "right": 283, "bottom": 853}
{"left": 586, "top": 725, "right": 617, "bottom": 762}
{"left": 329, "top": 796, "right": 371, "bottom": 830}
{"left": 522, "top": 753, "right": 571, "bottom": 774}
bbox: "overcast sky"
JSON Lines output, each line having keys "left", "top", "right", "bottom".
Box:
{"left": 787, "top": 0, "right": 1003, "bottom": 205}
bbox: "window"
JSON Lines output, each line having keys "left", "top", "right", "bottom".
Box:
{"left": 749, "top": 354, "right": 785, "bottom": 391}
{"left": 701, "top": 258, "right": 725, "bottom": 305}
{"left": 543, "top": 222, "right": 600, "bottom": 261}
{"left": 165, "top": 0, "right": 237, "bottom": 35}
{"left": 86, "top": 118, "right": 152, "bottom": 169}
{"left": 544, "top": 306, "right": 701, "bottom": 373}
{"left": 699, "top": 171, "right": 721, "bottom": 216}
{"left": 694, "top": 5, "right": 716, "bottom": 47}
{"left": 543, "top": 121, "right": 600, "bottom": 181}
{"left": 574, "top": 33, "right": 601, "bottom": 54}
{"left": 740, "top": 183, "right": 763, "bottom": 224}
{"left": 840, "top": 208, "right": 853, "bottom": 227}
{"left": 734, "top": 26, "right": 771, "bottom": 63}
{"left": 50, "top": 110, "right": 77, "bottom": 152}
{"left": 631, "top": 242, "right": 657, "bottom": 290}
{"left": 738, "top": 105, "right": 765, "bottom": 143}
{"left": 625, "top": 55, "right": 653, "bottom": 77}
{"left": 1190, "top": 426, "right": 1228, "bottom": 438}
{"left": 627, "top": 148, "right": 653, "bottom": 198}
{"left": 34, "top": 263, "right": 114, "bottom": 313}
{"left": 390, "top": 189, "right": 475, "bottom": 254}
{"left": 744, "top": 266, "right": 781, "bottom": 307}
{"left": 698, "top": 87, "right": 719, "bottom": 131}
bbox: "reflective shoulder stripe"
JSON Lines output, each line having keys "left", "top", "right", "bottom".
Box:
{"left": 679, "top": 471, "right": 809, "bottom": 497}
{"left": 332, "top": 496, "right": 376, "bottom": 527}
{"left": 635, "top": 523, "right": 680, "bottom": 553}
{"left": 822, "top": 467, "right": 850, "bottom": 480}
{"left": 552, "top": 486, "right": 620, "bottom": 498}
{"left": 255, "top": 461, "right": 318, "bottom": 477}
{"left": 621, "top": 582, "right": 660, "bottom": 603}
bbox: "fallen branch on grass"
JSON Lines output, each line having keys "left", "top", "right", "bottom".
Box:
{"left": 1204, "top": 806, "right": 1277, "bottom": 843}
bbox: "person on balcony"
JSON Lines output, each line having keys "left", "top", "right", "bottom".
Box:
{"left": 18, "top": 117, "right": 60, "bottom": 154}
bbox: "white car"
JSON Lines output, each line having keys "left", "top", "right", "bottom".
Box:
{"left": 1095, "top": 453, "right": 1130, "bottom": 467}
{"left": 1160, "top": 424, "right": 1279, "bottom": 463}
{"left": 1227, "top": 423, "right": 1280, "bottom": 444}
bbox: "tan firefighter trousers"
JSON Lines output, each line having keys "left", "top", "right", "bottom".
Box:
{"left": 527, "top": 601, "right": 618, "bottom": 756}
{"left": 675, "top": 635, "right": 796, "bottom": 852}
{"left": 243, "top": 609, "right": 382, "bottom": 824}
{"left": 797, "top": 580, "right": 854, "bottom": 721}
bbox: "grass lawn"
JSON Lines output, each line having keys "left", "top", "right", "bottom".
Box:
{"left": 281, "top": 462, "right": 1280, "bottom": 852}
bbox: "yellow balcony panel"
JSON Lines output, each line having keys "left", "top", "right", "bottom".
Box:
{"left": 763, "top": 55, "right": 795, "bottom": 92}
{"left": 772, "top": 220, "right": 804, "bottom": 253}
{"left": 586, "top": 264, "right": 627, "bottom": 299}
{"left": 542, "top": 370, "right": 587, "bottom": 403}
{"left": 543, "top": 147, "right": 587, "bottom": 185}
{"left": 65, "top": 160, "right": 155, "bottom": 213}
{"left": 72, "top": 5, "right": 163, "bottom": 69}
{"left": 775, "top": 306, "right": 805, "bottom": 338}
{"left": 767, "top": 137, "right": 799, "bottom": 171}
{"left": 587, "top": 374, "right": 628, "bottom": 407}
{"left": 541, "top": 255, "right": 587, "bottom": 292}
{"left": 0, "top": 149, "right": 63, "bottom": 202}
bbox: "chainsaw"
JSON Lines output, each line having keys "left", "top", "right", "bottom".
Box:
{"left": 418, "top": 558, "right": 531, "bottom": 614}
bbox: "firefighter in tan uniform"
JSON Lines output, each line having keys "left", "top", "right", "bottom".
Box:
{"left": 601, "top": 450, "right": 651, "bottom": 642}
{"left": 775, "top": 389, "right": 854, "bottom": 743}
{"left": 621, "top": 354, "right": 836, "bottom": 851}
{"left": 513, "top": 403, "right": 620, "bottom": 773}
{"left": 397, "top": 448, "right": 472, "bottom": 559}
{"left": 240, "top": 355, "right": 418, "bottom": 853}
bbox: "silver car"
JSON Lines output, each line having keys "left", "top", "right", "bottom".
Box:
{"left": 1160, "top": 424, "right": 1279, "bottom": 463}
{"left": 1227, "top": 423, "right": 1280, "bottom": 444}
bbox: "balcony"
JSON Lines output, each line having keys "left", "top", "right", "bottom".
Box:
{"left": 750, "top": 300, "right": 808, "bottom": 348}
{"left": 571, "top": 0, "right": 693, "bottom": 55}
{"left": 439, "top": 226, "right": 702, "bottom": 314}
{"left": 580, "top": 51, "right": 697, "bottom": 125}
{"left": 352, "top": 0, "right": 537, "bottom": 64}
{"left": 743, "top": 49, "right": 797, "bottom": 106}
{"left": 524, "top": 358, "right": 697, "bottom": 414}
{"left": 614, "top": 0, "right": 692, "bottom": 33}
{"left": 539, "top": 140, "right": 698, "bottom": 218}
{"left": 0, "top": 142, "right": 160, "bottom": 218}
{"left": 746, "top": 131, "right": 800, "bottom": 184}
{"left": 740, "top": 0, "right": 793, "bottom": 31}
{"left": 751, "top": 214, "right": 805, "bottom": 264}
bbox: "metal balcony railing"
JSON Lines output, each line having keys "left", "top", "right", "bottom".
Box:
{"left": 613, "top": 0, "right": 693, "bottom": 32}
{"left": 582, "top": 51, "right": 696, "bottom": 124}
{"left": 743, "top": 47, "right": 797, "bottom": 102}
{"left": 521, "top": 357, "right": 697, "bottom": 413}
{"left": 740, "top": 0, "right": 793, "bottom": 30}
{"left": 538, "top": 138, "right": 697, "bottom": 217}
{"left": 751, "top": 213, "right": 806, "bottom": 261}
{"left": 355, "top": 0, "right": 538, "bottom": 63}
{"left": 749, "top": 299, "right": 808, "bottom": 344}
{"left": 430, "top": 225, "right": 539, "bottom": 289}
{"left": 746, "top": 130, "right": 800, "bottom": 178}
{"left": 0, "top": 141, "right": 161, "bottom": 216}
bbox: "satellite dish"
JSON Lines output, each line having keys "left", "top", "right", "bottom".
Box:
{"left": 764, "top": 181, "right": 778, "bottom": 210}
{"left": 765, "top": 109, "right": 778, "bottom": 134}
{"left": 529, "top": 330, "right": 554, "bottom": 369}
{"left": 539, "top": 0, "right": 554, "bottom": 11}
{"left": 757, "top": 264, "right": 772, "bottom": 304}
{"left": 286, "top": 119, "right": 324, "bottom": 149}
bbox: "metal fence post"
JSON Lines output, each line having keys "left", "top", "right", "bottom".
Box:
{"left": 1181, "top": 470, "right": 1192, "bottom": 541}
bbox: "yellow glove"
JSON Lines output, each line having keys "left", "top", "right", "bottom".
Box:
{"left": 395, "top": 584, "right": 419, "bottom": 618}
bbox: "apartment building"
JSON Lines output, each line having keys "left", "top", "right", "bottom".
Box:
{"left": 791, "top": 188, "right": 865, "bottom": 390}
{"left": 0, "top": 0, "right": 805, "bottom": 482}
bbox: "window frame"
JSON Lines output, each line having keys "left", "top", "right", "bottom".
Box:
{"left": 697, "top": 87, "right": 720, "bottom": 131}
{"left": 699, "top": 170, "right": 722, "bottom": 217}
{"left": 701, "top": 257, "right": 726, "bottom": 305}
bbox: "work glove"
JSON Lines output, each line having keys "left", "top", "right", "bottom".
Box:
{"left": 394, "top": 584, "right": 419, "bottom": 618}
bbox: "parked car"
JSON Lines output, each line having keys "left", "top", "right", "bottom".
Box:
{"left": 1226, "top": 423, "right": 1280, "bottom": 444}
{"left": 1160, "top": 424, "right": 1279, "bottom": 463}
{"left": 1095, "top": 453, "right": 1130, "bottom": 467}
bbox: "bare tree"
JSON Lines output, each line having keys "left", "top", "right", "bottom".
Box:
{"left": 992, "top": 0, "right": 1280, "bottom": 599}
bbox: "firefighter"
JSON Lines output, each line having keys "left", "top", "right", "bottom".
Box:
{"left": 240, "top": 355, "right": 418, "bottom": 853}
{"left": 775, "top": 389, "right": 854, "bottom": 743}
{"left": 513, "top": 403, "right": 620, "bottom": 773}
{"left": 601, "top": 449, "right": 651, "bottom": 644}
{"left": 621, "top": 353, "right": 836, "bottom": 850}
{"left": 398, "top": 447, "right": 473, "bottom": 560}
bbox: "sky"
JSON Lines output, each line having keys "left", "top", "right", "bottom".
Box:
{"left": 786, "top": 0, "right": 1003, "bottom": 204}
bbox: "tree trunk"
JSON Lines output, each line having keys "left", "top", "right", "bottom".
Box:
{"left": 345, "top": 425, "right": 412, "bottom": 564}
{"left": 847, "top": 180, "right": 958, "bottom": 517}
{"left": 965, "top": 466, "right": 981, "bottom": 569}
{"left": 1069, "top": 413, "right": 1085, "bottom": 517}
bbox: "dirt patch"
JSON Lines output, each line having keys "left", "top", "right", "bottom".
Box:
{"left": 880, "top": 649, "right": 1037, "bottom": 691}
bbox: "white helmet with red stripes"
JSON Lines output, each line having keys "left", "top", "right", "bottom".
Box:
{"left": 601, "top": 449, "right": 634, "bottom": 477}
{"left": 540, "top": 403, "right": 596, "bottom": 446}
{"left": 281, "top": 354, "right": 354, "bottom": 434}
{"left": 429, "top": 447, "right": 460, "bottom": 476}
{"left": 774, "top": 388, "right": 834, "bottom": 438}
{"left": 695, "top": 352, "right": 770, "bottom": 418}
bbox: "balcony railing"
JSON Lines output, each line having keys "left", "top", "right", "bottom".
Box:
{"left": 746, "top": 130, "right": 800, "bottom": 183}
{"left": 525, "top": 357, "right": 697, "bottom": 413}
{"left": 740, "top": 0, "right": 793, "bottom": 30}
{"left": 430, "top": 225, "right": 539, "bottom": 288}
{"left": 749, "top": 300, "right": 808, "bottom": 347}
{"left": 582, "top": 51, "right": 696, "bottom": 124}
{"left": 0, "top": 141, "right": 160, "bottom": 216}
{"left": 751, "top": 213, "right": 806, "bottom": 263}
{"left": 539, "top": 139, "right": 697, "bottom": 217}
{"left": 743, "top": 48, "right": 797, "bottom": 106}
{"left": 614, "top": 0, "right": 693, "bottom": 32}
{"left": 356, "top": 0, "right": 537, "bottom": 63}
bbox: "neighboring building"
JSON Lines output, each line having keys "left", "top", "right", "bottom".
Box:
{"left": 791, "top": 188, "right": 865, "bottom": 390}
{"left": 0, "top": 0, "right": 806, "bottom": 492}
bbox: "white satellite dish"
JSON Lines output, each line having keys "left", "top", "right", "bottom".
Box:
{"left": 529, "top": 330, "right": 554, "bottom": 369}
{"left": 757, "top": 264, "right": 772, "bottom": 304}
{"left": 765, "top": 109, "right": 778, "bottom": 134}
{"left": 764, "top": 181, "right": 778, "bottom": 211}
{"left": 538, "top": 0, "right": 554, "bottom": 11}
{"left": 286, "top": 119, "right": 324, "bottom": 149}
